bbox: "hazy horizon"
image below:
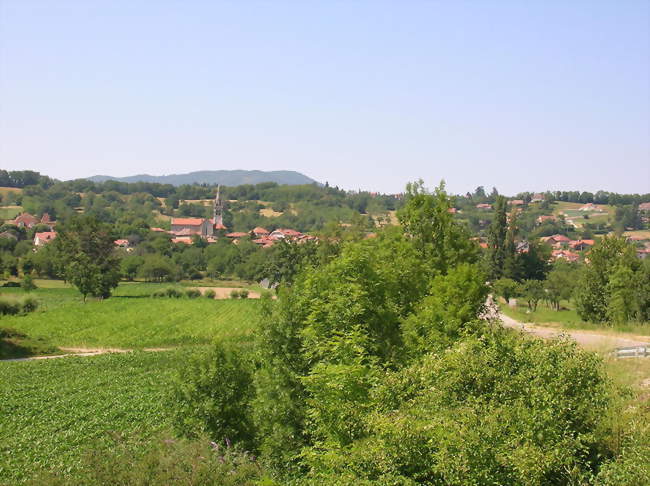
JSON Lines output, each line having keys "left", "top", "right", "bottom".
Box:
{"left": 1, "top": 1, "right": 648, "bottom": 195}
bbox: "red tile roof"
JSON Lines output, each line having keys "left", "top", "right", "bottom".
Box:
{"left": 13, "top": 213, "right": 39, "bottom": 227}
{"left": 252, "top": 227, "right": 269, "bottom": 235}
{"left": 226, "top": 232, "right": 249, "bottom": 238}
{"left": 171, "top": 218, "right": 205, "bottom": 226}
{"left": 35, "top": 231, "right": 56, "bottom": 241}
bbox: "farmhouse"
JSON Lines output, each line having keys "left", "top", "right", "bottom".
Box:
{"left": 12, "top": 213, "right": 39, "bottom": 228}
{"left": 531, "top": 193, "right": 544, "bottom": 203}
{"left": 508, "top": 199, "right": 525, "bottom": 206}
{"left": 475, "top": 203, "right": 492, "bottom": 210}
{"left": 34, "top": 231, "right": 56, "bottom": 246}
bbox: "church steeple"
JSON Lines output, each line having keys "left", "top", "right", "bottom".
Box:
{"left": 213, "top": 185, "right": 225, "bottom": 229}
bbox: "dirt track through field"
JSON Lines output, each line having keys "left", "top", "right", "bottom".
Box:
{"left": 499, "top": 312, "right": 650, "bottom": 351}
{"left": 1, "top": 347, "right": 174, "bottom": 363}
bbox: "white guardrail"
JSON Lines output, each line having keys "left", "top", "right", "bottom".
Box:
{"left": 612, "top": 346, "right": 649, "bottom": 358}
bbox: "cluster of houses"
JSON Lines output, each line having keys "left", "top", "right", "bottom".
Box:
{"left": 165, "top": 217, "right": 314, "bottom": 247}
{"left": 0, "top": 212, "right": 58, "bottom": 247}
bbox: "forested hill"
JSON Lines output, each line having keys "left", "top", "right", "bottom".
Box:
{"left": 87, "top": 170, "right": 319, "bottom": 186}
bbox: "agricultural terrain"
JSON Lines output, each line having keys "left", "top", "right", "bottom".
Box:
{"left": 0, "top": 281, "right": 261, "bottom": 483}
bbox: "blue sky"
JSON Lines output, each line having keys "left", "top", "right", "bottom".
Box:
{"left": 1, "top": 1, "right": 648, "bottom": 195}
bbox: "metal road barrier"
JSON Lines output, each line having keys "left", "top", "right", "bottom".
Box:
{"left": 612, "top": 346, "right": 649, "bottom": 358}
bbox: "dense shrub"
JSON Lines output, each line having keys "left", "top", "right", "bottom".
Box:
{"left": 172, "top": 342, "right": 255, "bottom": 450}
{"left": 0, "top": 298, "right": 21, "bottom": 315}
{"left": 185, "top": 288, "right": 201, "bottom": 299}
{"left": 204, "top": 289, "right": 216, "bottom": 299}
{"left": 21, "top": 296, "right": 39, "bottom": 313}
{"left": 230, "top": 289, "right": 240, "bottom": 299}
{"left": 0, "top": 297, "right": 38, "bottom": 315}
{"left": 164, "top": 287, "right": 183, "bottom": 298}
{"left": 239, "top": 289, "right": 249, "bottom": 299}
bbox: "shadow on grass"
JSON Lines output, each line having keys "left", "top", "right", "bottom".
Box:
{"left": 0, "top": 328, "right": 59, "bottom": 360}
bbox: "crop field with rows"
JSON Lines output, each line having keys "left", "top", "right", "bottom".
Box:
{"left": 0, "top": 350, "right": 192, "bottom": 483}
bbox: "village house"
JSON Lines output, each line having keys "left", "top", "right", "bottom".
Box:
{"left": 34, "top": 231, "right": 56, "bottom": 246}
{"left": 568, "top": 239, "right": 595, "bottom": 251}
{"left": 508, "top": 199, "right": 525, "bottom": 206}
{"left": 540, "top": 234, "right": 571, "bottom": 248}
{"left": 252, "top": 227, "right": 270, "bottom": 237}
{"left": 12, "top": 213, "right": 39, "bottom": 228}
{"left": 551, "top": 249, "right": 580, "bottom": 262}
{"left": 530, "top": 193, "right": 544, "bottom": 203}
{"left": 269, "top": 228, "right": 303, "bottom": 241}
{"left": 536, "top": 215, "right": 556, "bottom": 225}
{"left": 578, "top": 203, "right": 602, "bottom": 212}
{"left": 114, "top": 239, "right": 131, "bottom": 248}
{"left": 475, "top": 203, "right": 492, "bottom": 210}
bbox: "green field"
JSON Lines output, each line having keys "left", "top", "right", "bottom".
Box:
{"left": 0, "top": 205, "right": 22, "bottom": 220}
{"left": 0, "top": 350, "right": 190, "bottom": 483}
{"left": 1, "top": 286, "right": 260, "bottom": 350}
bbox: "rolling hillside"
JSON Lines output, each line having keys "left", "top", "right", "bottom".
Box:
{"left": 86, "top": 170, "right": 319, "bottom": 187}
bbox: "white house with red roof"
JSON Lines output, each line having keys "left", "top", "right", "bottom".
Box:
{"left": 34, "top": 231, "right": 56, "bottom": 246}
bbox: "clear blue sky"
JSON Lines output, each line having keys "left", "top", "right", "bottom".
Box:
{"left": 1, "top": 1, "right": 648, "bottom": 195}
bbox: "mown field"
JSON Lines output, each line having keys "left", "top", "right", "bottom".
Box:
{"left": 0, "top": 350, "right": 190, "bottom": 483}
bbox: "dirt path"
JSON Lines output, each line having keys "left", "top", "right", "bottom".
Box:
{"left": 1, "top": 347, "right": 174, "bottom": 363}
{"left": 500, "top": 312, "right": 650, "bottom": 351}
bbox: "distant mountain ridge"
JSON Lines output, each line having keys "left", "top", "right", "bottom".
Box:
{"left": 86, "top": 170, "right": 319, "bottom": 187}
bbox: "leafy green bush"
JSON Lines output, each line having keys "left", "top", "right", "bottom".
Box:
{"left": 0, "top": 297, "right": 36, "bottom": 315}
{"left": 230, "top": 289, "right": 240, "bottom": 299}
{"left": 239, "top": 289, "right": 249, "bottom": 299}
{"left": 172, "top": 342, "right": 255, "bottom": 450}
{"left": 164, "top": 287, "right": 183, "bottom": 298}
{"left": 0, "top": 298, "right": 21, "bottom": 315}
{"left": 21, "top": 296, "right": 39, "bottom": 313}
{"left": 185, "top": 288, "right": 201, "bottom": 299}
{"left": 21, "top": 274, "right": 37, "bottom": 292}
{"left": 204, "top": 289, "right": 216, "bottom": 299}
